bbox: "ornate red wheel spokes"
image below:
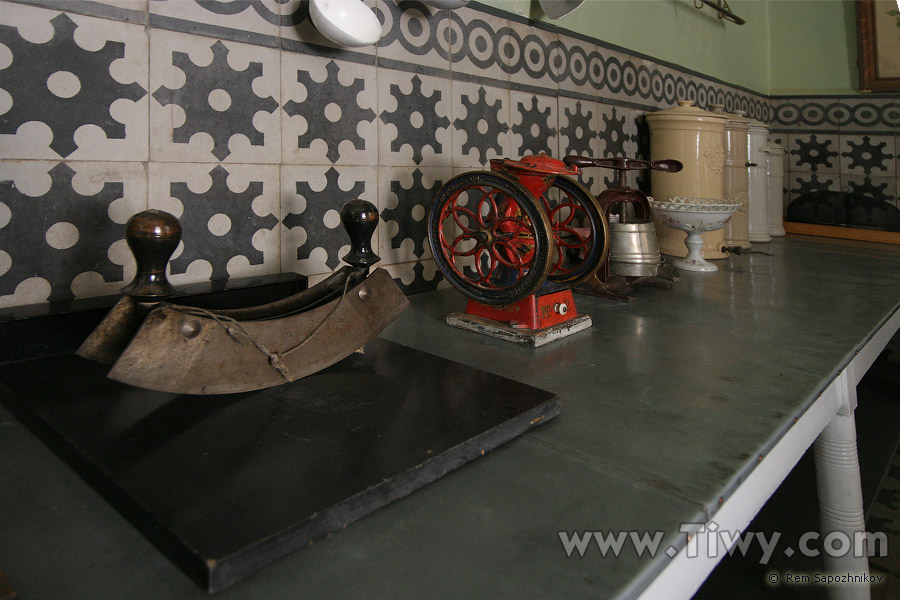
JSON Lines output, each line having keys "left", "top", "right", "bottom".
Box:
{"left": 437, "top": 186, "right": 539, "bottom": 291}
{"left": 540, "top": 187, "right": 594, "bottom": 277}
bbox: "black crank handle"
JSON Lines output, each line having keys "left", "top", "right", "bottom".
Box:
{"left": 563, "top": 156, "right": 683, "bottom": 173}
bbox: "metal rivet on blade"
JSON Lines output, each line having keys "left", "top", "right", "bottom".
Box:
{"left": 181, "top": 319, "right": 201, "bottom": 338}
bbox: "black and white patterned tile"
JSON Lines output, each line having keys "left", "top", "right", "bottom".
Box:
{"left": 378, "top": 166, "right": 450, "bottom": 265}
{"left": 896, "top": 132, "right": 900, "bottom": 177}
{"left": 280, "top": 164, "right": 379, "bottom": 277}
{"left": 0, "top": 3, "right": 148, "bottom": 160}
{"left": 646, "top": 63, "right": 682, "bottom": 108}
{"left": 6, "top": 0, "right": 149, "bottom": 25}
{"left": 376, "top": 0, "right": 449, "bottom": 70}
{"left": 555, "top": 36, "right": 599, "bottom": 101}
{"left": 377, "top": 69, "right": 452, "bottom": 166}
{"left": 506, "top": 20, "right": 559, "bottom": 91}
{"left": 149, "top": 30, "right": 280, "bottom": 163}
{"left": 150, "top": 0, "right": 281, "bottom": 45}
{"left": 447, "top": 8, "right": 508, "bottom": 84}
{"left": 771, "top": 97, "right": 900, "bottom": 133}
{"left": 596, "top": 104, "right": 633, "bottom": 160}
{"left": 0, "top": 160, "right": 147, "bottom": 307}
{"left": 788, "top": 133, "right": 840, "bottom": 174}
{"left": 383, "top": 259, "right": 443, "bottom": 296}
{"left": 841, "top": 174, "right": 897, "bottom": 205}
{"left": 509, "top": 91, "right": 558, "bottom": 158}
{"left": 839, "top": 135, "right": 896, "bottom": 177}
{"left": 148, "top": 162, "right": 280, "bottom": 285}
{"left": 787, "top": 172, "right": 840, "bottom": 202}
{"left": 451, "top": 81, "right": 511, "bottom": 168}
{"left": 595, "top": 46, "right": 645, "bottom": 107}
{"left": 282, "top": 53, "right": 378, "bottom": 166}
{"left": 558, "top": 97, "right": 600, "bottom": 159}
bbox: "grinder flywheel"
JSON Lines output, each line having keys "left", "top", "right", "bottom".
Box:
{"left": 426, "top": 154, "right": 609, "bottom": 346}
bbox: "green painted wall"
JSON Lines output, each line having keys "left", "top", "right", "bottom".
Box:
{"left": 768, "top": 0, "right": 859, "bottom": 95}
{"left": 481, "top": 0, "right": 864, "bottom": 96}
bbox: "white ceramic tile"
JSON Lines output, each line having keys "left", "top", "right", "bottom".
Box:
{"left": 451, "top": 80, "right": 511, "bottom": 168}
{"left": 447, "top": 7, "right": 508, "bottom": 83}
{"left": 0, "top": 4, "right": 148, "bottom": 160}
{"left": 281, "top": 164, "right": 379, "bottom": 276}
{"left": 377, "top": 166, "right": 451, "bottom": 265}
{"left": 0, "top": 160, "right": 147, "bottom": 306}
{"left": 381, "top": 258, "right": 443, "bottom": 293}
{"left": 281, "top": 52, "right": 378, "bottom": 166}
{"left": 596, "top": 104, "right": 633, "bottom": 159}
{"left": 150, "top": 0, "right": 280, "bottom": 41}
{"left": 836, "top": 98, "right": 896, "bottom": 132}
{"left": 787, "top": 172, "right": 839, "bottom": 202}
{"left": 505, "top": 20, "right": 558, "bottom": 91}
{"left": 150, "top": 29, "right": 280, "bottom": 163}
{"left": 646, "top": 62, "right": 682, "bottom": 108}
{"left": 841, "top": 174, "right": 897, "bottom": 202}
{"left": 509, "top": 90, "right": 558, "bottom": 159}
{"left": 375, "top": 0, "right": 450, "bottom": 70}
{"left": 377, "top": 68, "right": 452, "bottom": 167}
{"left": 593, "top": 46, "right": 640, "bottom": 106}
{"left": 555, "top": 35, "right": 598, "bottom": 100}
{"left": 788, "top": 133, "right": 840, "bottom": 174}
{"left": 558, "top": 97, "right": 600, "bottom": 160}
{"left": 839, "top": 134, "right": 896, "bottom": 177}
{"left": 148, "top": 162, "right": 281, "bottom": 286}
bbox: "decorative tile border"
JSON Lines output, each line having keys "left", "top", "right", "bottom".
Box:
{"left": 770, "top": 97, "right": 900, "bottom": 133}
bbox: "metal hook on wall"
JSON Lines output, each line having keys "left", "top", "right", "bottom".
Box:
{"left": 693, "top": 0, "right": 745, "bottom": 25}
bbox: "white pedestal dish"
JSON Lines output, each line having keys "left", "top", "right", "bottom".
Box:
{"left": 649, "top": 197, "right": 740, "bottom": 273}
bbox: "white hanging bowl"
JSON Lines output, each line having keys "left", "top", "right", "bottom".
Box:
{"left": 538, "top": 0, "right": 584, "bottom": 19}
{"left": 309, "top": 0, "right": 383, "bottom": 47}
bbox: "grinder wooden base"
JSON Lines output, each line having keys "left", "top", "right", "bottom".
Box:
{"left": 447, "top": 312, "right": 592, "bottom": 347}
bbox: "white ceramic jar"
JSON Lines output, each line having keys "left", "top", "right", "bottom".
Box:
{"left": 645, "top": 101, "right": 728, "bottom": 259}
{"left": 710, "top": 106, "right": 751, "bottom": 249}
{"left": 746, "top": 115, "right": 771, "bottom": 243}
{"left": 761, "top": 142, "right": 787, "bottom": 236}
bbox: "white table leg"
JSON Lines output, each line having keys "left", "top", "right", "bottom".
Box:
{"left": 814, "top": 411, "right": 871, "bottom": 600}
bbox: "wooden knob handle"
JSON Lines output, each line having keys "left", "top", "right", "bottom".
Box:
{"left": 650, "top": 159, "right": 683, "bottom": 173}
{"left": 121, "top": 209, "right": 181, "bottom": 299}
{"left": 340, "top": 200, "right": 381, "bottom": 268}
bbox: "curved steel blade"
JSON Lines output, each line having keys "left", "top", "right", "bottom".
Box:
{"left": 106, "top": 268, "right": 409, "bottom": 395}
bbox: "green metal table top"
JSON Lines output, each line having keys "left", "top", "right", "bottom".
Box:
{"left": 2, "top": 236, "right": 900, "bottom": 599}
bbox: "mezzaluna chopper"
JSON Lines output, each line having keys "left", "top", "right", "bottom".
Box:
{"left": 77, "top": 200, "right": 409, "bottom": 395}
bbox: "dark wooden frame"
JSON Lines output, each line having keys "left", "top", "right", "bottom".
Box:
{"left": 857, "top": 0, "right": 900, "bottom": 92}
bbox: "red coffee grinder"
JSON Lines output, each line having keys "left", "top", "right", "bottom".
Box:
{"left": 427, "top": 154, "right": 610, "bottom": 347}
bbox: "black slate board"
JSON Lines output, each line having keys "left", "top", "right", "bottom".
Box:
{"left": 0, "top": 338, "right": 559, "bottom": 593}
